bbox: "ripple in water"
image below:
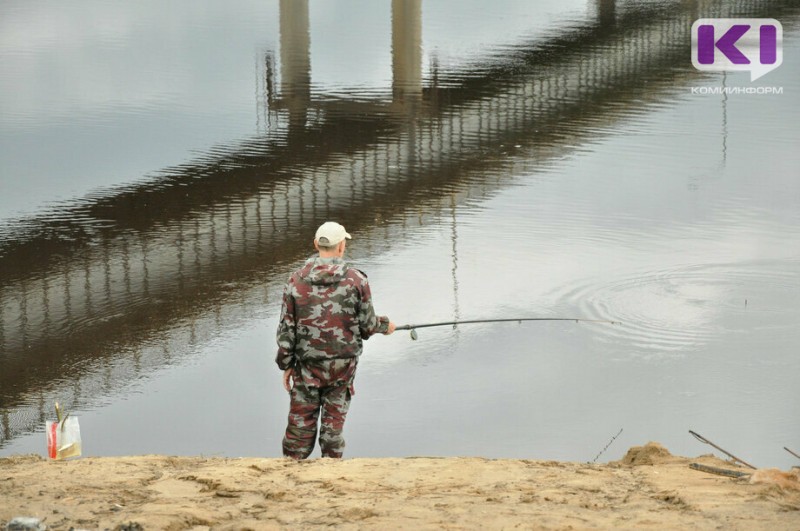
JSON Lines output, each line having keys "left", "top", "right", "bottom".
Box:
{"left": 546, "top": 260, "right": 800, "bottom": 360}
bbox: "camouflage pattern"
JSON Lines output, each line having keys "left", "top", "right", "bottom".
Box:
{"left": 283, "top": 377, "right": 351, "bottom": 459}
{"left": 276, "top": 255, "right": 389, "bottom": 458}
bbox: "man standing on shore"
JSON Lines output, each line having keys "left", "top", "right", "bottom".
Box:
{"left": 276, "top": 221, "right": 395, "bottom": 459}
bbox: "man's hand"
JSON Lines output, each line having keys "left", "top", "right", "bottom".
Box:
{"left": 385, "top": 321, "right": 396, "bottom": 335}
{"left": 283, "top": 368, "right": 294, "bottom": 393}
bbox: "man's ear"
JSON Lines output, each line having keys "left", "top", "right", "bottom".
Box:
{"left": 313, "top": 239, "right": 321, "bottom": 251}
{"left": 338, "top": 240, "right": 346, "bottom": 255}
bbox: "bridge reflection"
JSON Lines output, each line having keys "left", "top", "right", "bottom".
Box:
{"left": 1, "top": 0, "right": 796, "bottom": 448}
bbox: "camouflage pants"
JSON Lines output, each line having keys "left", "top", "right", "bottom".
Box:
{"left": 283, "top": 378, "right": 352, "bottom": 459}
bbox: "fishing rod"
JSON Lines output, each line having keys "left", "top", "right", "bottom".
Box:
{"left": 689, "top": 430, "right": 757, "bottom": 470}
{"left": 396, "top": 317, "right": 620, "bottom": 340}
{"left": 785, "top": 447, "right": 800, "bottom": 461}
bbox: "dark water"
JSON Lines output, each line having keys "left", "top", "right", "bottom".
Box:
{"left": 1, "top": 0, "right": 799, "bottom": 468}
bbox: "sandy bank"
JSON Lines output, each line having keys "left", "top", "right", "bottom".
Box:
{"left": 1, "top": 443, "right": 798, "bottom": 530}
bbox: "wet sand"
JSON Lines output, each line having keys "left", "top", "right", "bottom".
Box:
{"left": 1, "top": 443, "right": 798, "bottom": 530}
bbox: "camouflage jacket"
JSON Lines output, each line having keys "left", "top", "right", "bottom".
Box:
{"left": 276, "top": 256, "right": 389, "bottom": 386}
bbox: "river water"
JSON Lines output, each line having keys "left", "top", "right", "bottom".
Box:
{"left": 1, "top": 0, "right": 798, "bottom": 468}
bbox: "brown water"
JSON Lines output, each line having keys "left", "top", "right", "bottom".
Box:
{"left": 1, "top": 0, "right": 799, "bottom": 467}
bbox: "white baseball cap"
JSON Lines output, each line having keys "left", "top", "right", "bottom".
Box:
{"left": 315, "top": 221, "right": 352, "bottom": 246}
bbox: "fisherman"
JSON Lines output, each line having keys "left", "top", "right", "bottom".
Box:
{"left": 276, "top": 221, "right": 395, "bottom": 459}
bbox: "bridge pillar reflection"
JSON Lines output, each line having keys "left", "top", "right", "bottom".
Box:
{"left": 391, "top": 0, "right": 423, "bottom": 106}
{"left": 596, "top": 0, "right": 616, "bottom": 28}
{"left": 279, "top": 0, "right": 311, "bottom": 132}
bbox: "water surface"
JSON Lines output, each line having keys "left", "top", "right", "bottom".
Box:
{"left": 1, "top": 0, "right": 798, "bottom": 468}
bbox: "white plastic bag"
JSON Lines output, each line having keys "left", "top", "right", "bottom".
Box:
{"left": 46, "top": 417, "right": 82, "bottom": 459}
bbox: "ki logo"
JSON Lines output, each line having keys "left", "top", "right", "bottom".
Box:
{"left": 691, "top": 19, "right": 783, "bottom": 81}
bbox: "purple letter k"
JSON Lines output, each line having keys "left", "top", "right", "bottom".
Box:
{"left": 697, "top": 24, "right": 751, "bottom": 65}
